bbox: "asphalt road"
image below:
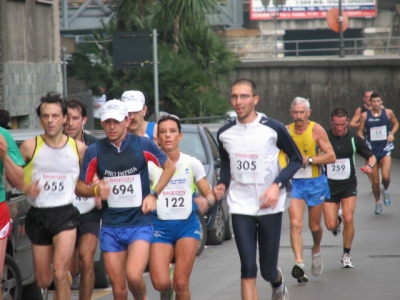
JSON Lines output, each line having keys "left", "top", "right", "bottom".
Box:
{"left": 52, "top": 156, "right": 400, "bottom": 300}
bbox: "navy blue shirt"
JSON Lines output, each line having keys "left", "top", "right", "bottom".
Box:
{"left": 79, "top": 133, "right": 167, "bottom": 227}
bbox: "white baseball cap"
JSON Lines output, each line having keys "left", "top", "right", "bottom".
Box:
{"left": 100, "top": 99, "right": 128, "bottom": 122}
{"left": 121, "top": 90, "right": 145, "bottom": 112}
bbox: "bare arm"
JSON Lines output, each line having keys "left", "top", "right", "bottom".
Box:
{"left": 0, "top": 136, "right": 24, "bottom": 190}
{"left": 387, "top": 109, "right": 399, "bottom": 143}
{"left": 310, "top": 123, "right": 336, "bottom": 164}
{"left": 142, "top": 157, "right": 176, "bottom": 214}
{"left": 349, "top": 107, "right": 361, "bottom": 129}
{"left": 194, "top": 177, "right": 216, "bottom": 214}
{"left": 357, "top": 112, "right": 367, "bottom": 139}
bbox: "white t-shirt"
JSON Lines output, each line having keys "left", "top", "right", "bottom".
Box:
{"left": 93, "top": 94, "right": 106, "bottom": 119}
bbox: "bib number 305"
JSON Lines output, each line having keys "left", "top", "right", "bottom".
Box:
{"left": 236, "top": 160, "right": 256, "bottom": 171}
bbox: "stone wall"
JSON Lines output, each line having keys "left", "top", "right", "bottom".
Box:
{"left": 2, "top": 63, "right": 63, "bottom": 128}
{"left": 235, "top": 57, "right": 400, "bottom": 158}
{"left": 0, "top": 0, "right": 61, "bottom": 128}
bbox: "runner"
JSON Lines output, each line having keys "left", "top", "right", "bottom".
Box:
{"left": 148, "top": 114, "right": 218, "bottom": 300}
{"left": 214, "top": 78, "right": 302, "bottom": 300}
{"left": 64, "top": 98, "right": 101, "bottom": 298}
{"left": 75, "top": 99, "right": 175, "bottom": 300}
{"left": 121, "top": 90, "right": 157, "bottom": 140}
{"left": 19, "top": 92, "right": 87, "bottom": 300}
{"left": 0, "top": 127, "right": 25, "bottom": 300}
{"left": 287, "top": 97, "right": 336, "bottom": 283}
{"left": 349, "top": 90, "right": 373, "bottom": 129}
{"left": 357, "top": 92, "right": 398, "bottom": 214}
{"left": 324, "top": 107, "right": 376, "bottom": 268}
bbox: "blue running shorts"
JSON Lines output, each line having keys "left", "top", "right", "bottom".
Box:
{"left": 151, "top": 211, "right": 200, "bottom": 245}
{"left": 372, "top": 149, "right": 390, "bottom": 163}
{"left": 291, "top": 175, "right": 330, "bottom": 206}
{"left": 100, "top": 225, "right": 153, "bottom": 252}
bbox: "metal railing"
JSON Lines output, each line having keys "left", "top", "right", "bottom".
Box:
{"left": 228, "top": 36, "right": 400, "bottom": 59}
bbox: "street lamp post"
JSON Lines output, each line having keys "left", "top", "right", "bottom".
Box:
{"left": 262, "top": 0, "right": 281, "bottom": 57}
{"left": 338, "top": 0, "right": 345, "bottom": 57}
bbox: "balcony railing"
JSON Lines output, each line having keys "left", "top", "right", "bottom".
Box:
{"left": 228, "top": 36, "right": 400, "bottom": 59}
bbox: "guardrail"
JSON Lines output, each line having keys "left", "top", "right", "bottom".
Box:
{"left": 228, "top": 36, "right": 400, "bottom": 59}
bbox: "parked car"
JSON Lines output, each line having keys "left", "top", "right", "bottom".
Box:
{"left": 3, "top": 129, "right": 109, "bottom": 300}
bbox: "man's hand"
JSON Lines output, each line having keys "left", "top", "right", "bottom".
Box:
{"left": 360, "top": 165, "right": 373, "bottom": 175}
{"left": 213, "top": 183, "right": 226, "bottom": 201}
{"left": 97, "top": 179, "right": 110, "bottom": 200}
{"left": 387, "top": 133, "right": 395, "bottom": 143}
{"left": 0, "top": 135, "right": 8, "bottom": 160}
{"left": 142, "top": 195, "right": 157, "bottom": 214}
{"left": 27, "top": 180, "right": 41, "bottom": 200}
{"left": 259, "top": 183, "right": 280, "bottom": 209}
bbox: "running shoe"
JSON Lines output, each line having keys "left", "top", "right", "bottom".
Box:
{"left": 271, "top": 267, "right": 289, "bottom": 300}
{"left": 332, "top": 209, "right": 343, "bottom": 236}
{"left": 382, "top": 190, "right": 391, "bottom": 206}
{"left": 374, "top": 202, "right": 382, "bottom": 214}
{"left": 160, "top": 264, "right": 175, "bottom": 300}
{"left": 341, "top": 253, "right": 354, "bottom": 268}
{"left": 71, "top": 272, "right": 81, "bottom": 290}
{"left": 311, "top": 251, "right": 323, "bottom": 277}
{"left": 291, "top": 262, "right": 308, "bottom": 283}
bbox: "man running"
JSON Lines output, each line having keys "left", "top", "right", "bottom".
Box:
{"left": 287, "top": 97, "right": 336, "bottom": 283}
{"left": 121, "top": 90, "right": 157, "bottom": 140}
{"left": 64, "top": 98, "right": 101, "bottom": 298}
{"left": 357, "top": 92, "right": 398, "bottom": 214}
{"left": 324, "top": 107, "right": 376, "bottom": 268}
{"left": 75, "top": 99, "right": 175, "bottom": 300}
{"left": 20, "top": 92, "right": 87, "bottom": 300}
{"left": 349, "top": 90, "right": 373, "bottom": 129}
{"left": 0, "top": 127, "right": 25, "bottom": 300}
{"left": 214, "top": 78, "right": 302, "bottom": 300}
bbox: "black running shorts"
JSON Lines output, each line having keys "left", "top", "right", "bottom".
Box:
{"left": 26, "top": 204, "right": 80, "bottom": 245}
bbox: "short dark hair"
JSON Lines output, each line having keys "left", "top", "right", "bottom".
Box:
{"left": 157, "top": 114, "right": 181, "bottom": 133}
{"left": 232, "top": 78, "right": 258, "bottom": 96}
{"left": 36, "top": 92, "right": 66, "bottom": 117}
{"left": 331, "top": 107, "right": 348, "bottom": 119}
{"left": 370, "top": 91, "right": 381, "bottom": 100}
{"left": 0, "top": 109, "right": 11, "bottom": 127}
{"left": 65, "top": 98, "right": 88, "bottom": 118}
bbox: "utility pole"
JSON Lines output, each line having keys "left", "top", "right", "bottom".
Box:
{"left": 338, "top": 0, "right": 345, "bottom": 58}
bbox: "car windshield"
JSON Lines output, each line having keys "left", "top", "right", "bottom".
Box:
{"left": 180, "top": 132, "right": 207, "bottom": 164}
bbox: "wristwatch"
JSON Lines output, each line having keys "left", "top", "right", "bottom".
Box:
{"left": 278, "top": 182, "right": 285, "bottom": 189}
{"left": 308, "top": 157, "right": 313, "bottom": 165}
{"left": 367, "top": 164, "right": 374, "bottom": 169}
{"left": 150, "top": 189, "right": 158, "bottom": 198}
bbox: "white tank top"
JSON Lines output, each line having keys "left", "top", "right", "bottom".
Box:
{"left": 25, "top": 136, "right": 80, "bottom": 208}
{"left": 152, "top": 154, "right": 195, "bottom": 220}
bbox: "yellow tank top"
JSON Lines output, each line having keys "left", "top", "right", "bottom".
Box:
{"left": 288, "top": 121, "right": 320, "bottom": 178}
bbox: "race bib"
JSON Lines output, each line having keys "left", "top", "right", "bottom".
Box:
{"left": 232, "top": 152, "right": 265, "bottom": 184}
{"left": 327, "top": 158, "right": 351, "bottom": 180}
{"left": 34, "top": 172, "right": 75, "bottom": 207}
{"left": 157, "top": 188, "right": 192, "bottom": 220}
{"left": 293, "top": 164, "right": 312, "bottom": 179}
{"left": 370, "top": 126, "right": 387, "bottom": 141}
{"left": 73, "top": 195, "right": 96, "bottom": 214}
{"left": 107, "top": 175, "right": 142, "bottom": 208}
